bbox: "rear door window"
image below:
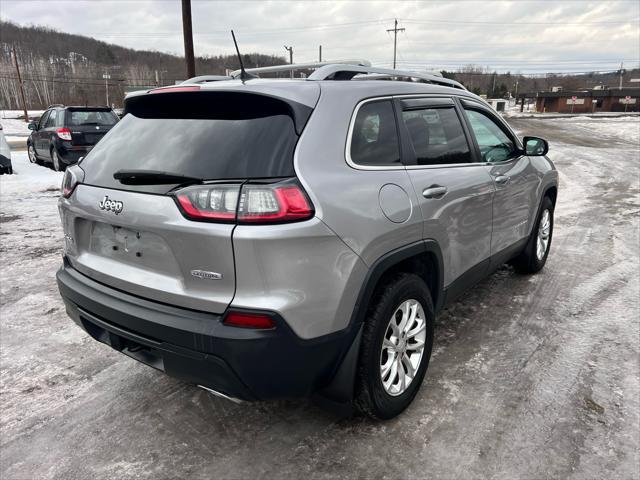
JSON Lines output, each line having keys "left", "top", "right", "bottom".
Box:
{"left": 401, "top": 107, "right": 471, "bottom": 165}
{"left": 349, "top": 100, "right": 401, "bottom": 167}
{"left": 80, "top": 92, "right": 307, "bottom": 194}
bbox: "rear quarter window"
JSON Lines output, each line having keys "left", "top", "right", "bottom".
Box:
{"left": 349, "top": 100, "right": 401, "bottom": 167}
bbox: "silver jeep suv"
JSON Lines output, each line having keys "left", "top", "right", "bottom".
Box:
{"left": 57, "top": 63, "right": 558, "bottom": 419}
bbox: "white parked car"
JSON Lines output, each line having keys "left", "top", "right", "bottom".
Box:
{"left": 0, "top": 124, "right": 13, "bottom": 175}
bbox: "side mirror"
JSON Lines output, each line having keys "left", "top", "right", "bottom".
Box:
{"left": 523, "top": 136, "right": 549, "bottom": 156}
{"left": 28, "top": 122, "right": 37, "bottom": 131}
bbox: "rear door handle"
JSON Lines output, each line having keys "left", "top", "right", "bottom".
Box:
{"left": 422, "top": 185, "right": 448, "bottom": 199}
{"left": 494, "top": 175, "right": 510, "bottom": 185}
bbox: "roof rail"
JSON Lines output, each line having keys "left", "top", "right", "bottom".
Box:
{"left": 308, "top": 64, "right": 466, "bottom": 90}
{"left": 229, "top": 59, "right": 371, "bottom": 78}
{"left": 47, "top": 104, "right": 65, "bottom": 109}
{"left": 181, "top": 75, "right": 232, "bottom": 85}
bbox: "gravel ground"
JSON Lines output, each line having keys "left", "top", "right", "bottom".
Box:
{"left": 1, "top": 116, "right": 639, "bottom": 479}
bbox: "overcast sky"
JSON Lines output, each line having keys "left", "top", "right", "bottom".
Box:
{"left": 1, "top": 0, "right": 639, "bottom": 73}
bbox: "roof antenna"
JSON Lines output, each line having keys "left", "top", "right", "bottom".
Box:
{"left": 231, "top": 30, "right": 256, "bottom": 81}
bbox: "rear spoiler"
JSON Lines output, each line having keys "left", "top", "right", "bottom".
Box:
{"left": 66, "top": 106, "right": 114, "bottom": 111}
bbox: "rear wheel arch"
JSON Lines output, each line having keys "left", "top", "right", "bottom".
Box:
{"left": 316, "top": 241, "right": 443, "bottom": 411}
{"left": 352, "top": 241, "right": 444, "bottom": 327}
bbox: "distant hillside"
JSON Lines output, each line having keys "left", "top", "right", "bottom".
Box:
{"left": 0, "top": 21, "right": 285, "bottom": 108}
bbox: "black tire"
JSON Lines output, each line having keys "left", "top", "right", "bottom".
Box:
{"left": 355, "top": 273, "right": 435, "bottom": 419}
{"left": 512, "top": 196, "right": 554, "bottom": 274}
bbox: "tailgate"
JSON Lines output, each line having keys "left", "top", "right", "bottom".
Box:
{"left": 60, "top": 184, "right": 236, "bottom": 313}
{"left": 70, "top": 126, "right": 109, "bottom": 146}
{"left": 60, "top": 89, "right": 316, "bottom": 314}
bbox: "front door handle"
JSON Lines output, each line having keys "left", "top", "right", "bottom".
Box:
{"left": 494, "top": 175, "right": 510, "bottom": 185}
{"left": 423, "top": 185, "right": 448, "bottom": 199}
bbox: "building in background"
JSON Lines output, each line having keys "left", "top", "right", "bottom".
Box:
{"left": 534, "top": 88, "right": 639, "bottom": 113}
{"left": 486, "top": 98, "right": 508, "bottom": 112}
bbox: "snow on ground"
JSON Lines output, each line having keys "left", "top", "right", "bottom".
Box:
{"left": 0, "top": 110, "right": 44, "bottom": 120}
{"left": 1, "top": 111, "right": 44, "bottom": 146}
{"left": 0, "top": 151, "right": 63, "bottom": 193}
{"left": 0, "top": 117, "right": 31, "bottom": 135}
{"left": 0, "top": 116, "right": 639, "bottom": 479}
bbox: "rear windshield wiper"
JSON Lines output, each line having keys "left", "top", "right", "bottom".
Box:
{"left": 113, "top": 169, "right": 203, "bottom": 185}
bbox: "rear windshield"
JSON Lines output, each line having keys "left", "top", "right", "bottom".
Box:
{"left": 67, "top": 110, "right": 118, "bottom": 126}
{"left": 80, "top": 92, "right": 305, "bottom": 194}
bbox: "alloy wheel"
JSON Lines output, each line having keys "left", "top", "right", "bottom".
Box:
{"left": 536, "top": 209, "right": 551, "bottom": 261}
{"left": 28, "top": 145, "right": 37, "bottom": 163}
{"left": 379, "top": 299, "right": 427, "bottom": 396}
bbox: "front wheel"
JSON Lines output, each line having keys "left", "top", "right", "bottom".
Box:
{"left": 28, "top": 144, "right": 38, "bottom": 163}
{"left": 512, "top": 196, "right": 554, "bottom": 273}
{"left": 355, "top": 273, "right": 435, "bottom": 419}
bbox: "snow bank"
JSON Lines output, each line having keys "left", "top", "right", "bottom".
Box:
{"left": 0, "top": 151, "right": 63, "bottom": 195}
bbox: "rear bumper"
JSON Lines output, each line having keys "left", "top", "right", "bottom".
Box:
{"left": 56, "top": 260, "right": 357, "bottom": 400}
{"left": 57, "top": 145, "right": 92, "bottom": 164}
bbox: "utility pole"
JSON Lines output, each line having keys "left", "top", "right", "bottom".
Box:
{"left": 386, "top": 19, "right": 405, "bottom": 69}
{"left": 181, "top": 0, "right": 196, "bottom": 78}
{"left": 319, "top": 45, "right": 322, "bottom": 62}
{"left": 284, "top": 45, "right": 293, "bottom": 78}
{"left": 12, "top": 45, "right": 29, "bottom": 123}
{"left": 619, "top": 61, "right": 624, "bottom": 90}
{"left": 102, "top": 73, "right": 111, "bottom": 107}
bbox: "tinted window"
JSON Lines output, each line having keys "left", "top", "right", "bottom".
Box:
{"left": 38, "top": 111, "right": 50, "bottom": 129}
{"left": 350, "top": 100, "right": 400, "bottom": 166}
{"left": 45, "top": 110, "right": 57, "bottom": 128}
{"left": 80, "top": 96, "right": 301, "bottom": 194}
{"left": 67, "top": 110, "right": 118, "bottom": 126}
{"left": 402, "top": 107, "right": 471, "bottom": 165}
{"left": 464, "top": 109, "right": 517, "bottom": 162}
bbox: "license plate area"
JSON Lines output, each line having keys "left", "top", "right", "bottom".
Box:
{"left": 88, "top": 221, "right": 176, "bottom": 274}
{"left": 92, "top": 223, "right": 144, "bottom": 256}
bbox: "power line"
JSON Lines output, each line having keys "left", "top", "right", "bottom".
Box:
{"left": 76, "top": 19, "right": 395, "bottom": 38}
{"left": 75, "top": 15, "right": 640, "bottom": 38}
{"left": 399, "top": 17, "right": 640, "bottom": 26}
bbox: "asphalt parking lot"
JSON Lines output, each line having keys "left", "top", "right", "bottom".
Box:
{"left": 1, "top": 115, "right": 639, "bottom": 479}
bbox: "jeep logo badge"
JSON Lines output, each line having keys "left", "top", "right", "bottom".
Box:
{"left": 99, "top": 195, "right": 123, "bottom": 215}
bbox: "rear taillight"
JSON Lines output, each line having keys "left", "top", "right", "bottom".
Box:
{"left": 176, "top": 184, "right": 240, "bottom": 221}
{"left": 237, "top": 184, "right": 313, "bottom": 223}
{"left": 223, "top": 311, "right": 275, "bottom": 329}
{"left": 61, "top": 165, "right": 84, "bottom": 198}
{"left": 174, "top": 179, "right": 314, "bottom": 224}
{"left": 56, "top": 128, "right": 72, "bottom": 141}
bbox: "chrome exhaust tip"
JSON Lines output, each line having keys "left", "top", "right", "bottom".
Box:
{"left": 197, "top": 385, "right": 245, "bottom": 404}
